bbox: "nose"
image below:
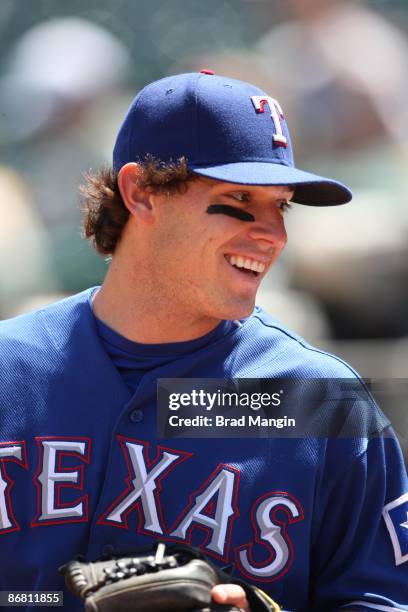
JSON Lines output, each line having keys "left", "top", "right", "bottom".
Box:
{"left": 246, "top": 209, "right": 288, "bottom": 251}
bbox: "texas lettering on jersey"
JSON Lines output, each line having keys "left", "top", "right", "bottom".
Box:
{"left": 0, "top": 436, "right": 304, "bottom": 581}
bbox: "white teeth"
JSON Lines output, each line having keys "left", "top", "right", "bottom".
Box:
{"left": 226, "top": 255, "right": 266, "bottom": 274}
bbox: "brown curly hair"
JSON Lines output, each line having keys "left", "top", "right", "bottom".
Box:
{"left": 81, "top": 156, "right": 197, "bottom": 255}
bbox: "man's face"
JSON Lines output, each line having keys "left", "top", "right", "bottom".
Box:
{"left": 148, "top": 177, "right": 294, "bottom": 323}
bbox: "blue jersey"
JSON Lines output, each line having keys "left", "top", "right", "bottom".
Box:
{"left": 0, "top": 289, "right": 406, "bottom": 611}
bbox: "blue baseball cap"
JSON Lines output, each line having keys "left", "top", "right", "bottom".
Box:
{"left": 113, "top": 72, "right": 352, "bottom": 206}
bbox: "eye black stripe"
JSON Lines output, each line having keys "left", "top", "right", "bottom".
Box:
{"left": 206, "top": 204, "right": 255, "bottom": 222}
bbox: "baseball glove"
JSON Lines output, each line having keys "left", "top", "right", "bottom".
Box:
{"left": 61, "top": 541, "right": 282, "bottom": 612}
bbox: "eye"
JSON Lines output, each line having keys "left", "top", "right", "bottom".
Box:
{"left": 278, "top": 201, "right": 292, "bottom": 214}
{"left": 231, "top": 192, "right": 250, "bottom": 203}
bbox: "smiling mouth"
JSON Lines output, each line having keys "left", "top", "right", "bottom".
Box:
{"left": 224, "top": 255, "right": 266, "bottom": 277}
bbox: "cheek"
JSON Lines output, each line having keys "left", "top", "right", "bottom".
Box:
{"left": 157, "top": 210, "right": 238, "bottom": 269}
{"left": 153, "top": 220, "right": 206, "bottom": 273}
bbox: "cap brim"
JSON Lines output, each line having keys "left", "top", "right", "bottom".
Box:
{"left": 189, "top": 162, "right": 352, "bottom": 206}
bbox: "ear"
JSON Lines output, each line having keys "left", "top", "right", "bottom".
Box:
{"left": 117, "top": 163, "right": 154, "bottom": 224}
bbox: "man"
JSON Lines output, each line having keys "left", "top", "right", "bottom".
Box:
{"left": 0, "top": 72, "right": 406, "bottom": 611}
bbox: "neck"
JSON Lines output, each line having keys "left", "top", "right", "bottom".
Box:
{"left": 92, "top": 257, "right": 221, "bottom": 344}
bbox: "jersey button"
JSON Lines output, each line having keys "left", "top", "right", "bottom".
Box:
{"left": 129, "top": 408, "right": 144, "bottom": 423}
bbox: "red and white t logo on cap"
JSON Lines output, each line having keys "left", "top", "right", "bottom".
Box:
{"left": 251, "top": 96, "right": 288, "bottom": 147}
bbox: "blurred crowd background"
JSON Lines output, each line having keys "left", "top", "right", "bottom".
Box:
{"left": 1, "top": 0, "right": 407, "bottom": 448}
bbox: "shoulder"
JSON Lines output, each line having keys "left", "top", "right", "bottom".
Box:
{"left": 0, "top": 288, "right": 97, "bottom": 359}
{"left": 238, "top": 307, "right": 393, "bottom": 443}
{"left": 239, "top": 306, "right": 360, "bottom": 379}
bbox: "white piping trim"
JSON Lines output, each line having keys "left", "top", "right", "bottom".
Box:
{"left": 340, "top": 601, "right": 406, "bottom": 612}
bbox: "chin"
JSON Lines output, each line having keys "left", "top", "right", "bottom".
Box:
{"left": 215, "top": 299, "right": 256, "bottom": 322}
